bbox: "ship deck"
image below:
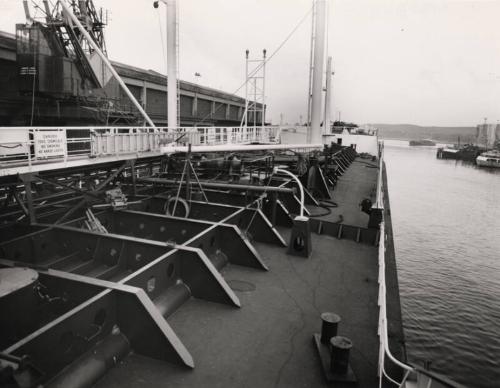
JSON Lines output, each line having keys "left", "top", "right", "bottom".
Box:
{"left": 0, "top": 151, "right": 406, "bottom": 388}
{"left": 94, "top": 159, "right": 404, "bottom": 388}
{"left": 97, "top": 231, "right": 380, "bottom": 387}
{"left": 321, "top": 158, "right": 378, "bottom": 227}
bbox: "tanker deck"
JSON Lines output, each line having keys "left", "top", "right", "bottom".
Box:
{"left": 0, "top": 130, "right": 415, "bottom": 387}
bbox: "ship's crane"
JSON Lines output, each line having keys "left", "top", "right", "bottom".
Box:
{"left": 18, "top": 0, "right": 154, "bottom": 126}
{"left": 21, "top": 0, "right": 110, "bottom": 88}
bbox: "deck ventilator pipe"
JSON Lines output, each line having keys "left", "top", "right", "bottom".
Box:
{"left": 274, "top": 168, "right": 305, "bottom": 218}
{"left": 59, "top": 1, "right": 156, "bottom": 128}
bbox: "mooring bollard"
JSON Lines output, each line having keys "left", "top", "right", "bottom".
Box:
{"left": 330, "top": 336, "right": 352, "bottom": 375}
{"left": 287, "top": 215, "right": 312, "bottom": 258}
{"left": 320, "top": 312, "right": 341, "bottom": 344}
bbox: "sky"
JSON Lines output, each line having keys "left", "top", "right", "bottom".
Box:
{"left": 1, "top": 0, "right": 500, "bottom": 126}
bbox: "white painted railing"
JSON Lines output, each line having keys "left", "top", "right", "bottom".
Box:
{"left": 0, "top": 126, "right": 282, "bottom": 175}
{"left": 377, "top": 220, "right": 415, "bottom": 387}
{"left": 375, "top": 141, "right": 384, "bottom": 209}
{"left": 376, "top": 141, "right": 462, "bottom": 388}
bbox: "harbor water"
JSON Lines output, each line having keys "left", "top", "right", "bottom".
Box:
{"left": 384, "top": 141, "right": 500, "bottom": 388}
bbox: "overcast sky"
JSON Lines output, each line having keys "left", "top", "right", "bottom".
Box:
{"left": 2, "top": 0, "right": 500, "bottom": 126}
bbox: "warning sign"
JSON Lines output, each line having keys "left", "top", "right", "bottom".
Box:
{"left": 34, "top": 130, "right": 67, "bottom": 159}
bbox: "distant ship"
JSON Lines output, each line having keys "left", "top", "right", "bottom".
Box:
{"left": 409, "top": 139, "right": 436, "bottom": 146}
{"left": 476, "top": 150, "right": 500, "bottom": 168}
{"left": 436, "top": 144, "right": 483, "bottom": 161}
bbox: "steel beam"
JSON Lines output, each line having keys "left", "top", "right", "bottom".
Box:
{"left": 0, "top": 224, "right": 240, "bottom": 310}
{"left": 11, "top": 189, "right": 29, "bottom": 218}
{"left": 143, "top": 197, "right": 287, "bottom": 245}
{"left": 19, "top": 174, "right": 36, "bottom": 224}
{"left": 219, "top": 207, "right": 287, "bottom": 246}
{"left": 121, "top": 246, "right": 240, "bottom": 310}
{"left": 34, "top": 176, "right": 101, "bottom": 199}
{"left": 0, "top": 264, "right": 194, "bottom": 386}
{"left": 64, "top": 209, "right": 269, "bottom": 270}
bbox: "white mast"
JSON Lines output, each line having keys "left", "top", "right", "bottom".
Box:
{"left": 166, "top": 0, "right": 178, "bottom": 129}
{"left": 243, "top": 49, "right": 249, "bottom": 128}
{"left": 262, "top": 49, "right": 266, "bottom": 128}
{"left": 306, "top": 0, "right": 316, "bottom": 128}
{"left": 324, "top": 56, "right": 332, "bottom": 134}
{"left": 308, "top": 0, "right": 327, "bottom": 144}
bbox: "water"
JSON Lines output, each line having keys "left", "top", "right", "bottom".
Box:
{"left": 384, "top": 141, "right": 500, "bottom": 388}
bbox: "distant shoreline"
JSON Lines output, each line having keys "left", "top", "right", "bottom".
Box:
{"left": 373, "top": 123, "right": 475, "bottom": 144}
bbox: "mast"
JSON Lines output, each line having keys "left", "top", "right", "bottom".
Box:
{"left": 306, "top": 0, "right": 316, "bottom": 129}
{"left": 308, "top": 0, "right": 327, "bottom": 144}
{"left": 166, "top": 0, "right": 178, "bottom": 129}
{"left": 324, "top": 56, "right": 332, "bottom": 134}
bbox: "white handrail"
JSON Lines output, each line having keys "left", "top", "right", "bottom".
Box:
{"left": 376, "top": 140, "right": 460, "bottom": 388}
{"left": 376, "top": 140, "right": 416, "bottom": 388}
{"left": 378, "top": 222, "right": 415, "bottom": 380}
{"left": 0, "top": 126, "right": 288, "bottom": 176}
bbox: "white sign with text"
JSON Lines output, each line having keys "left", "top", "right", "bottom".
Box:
{"left": 34, "top": 130, "right": 67, "bottom": 159}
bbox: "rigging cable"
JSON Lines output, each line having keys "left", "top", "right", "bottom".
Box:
{"left": 29, "top": 6, "right": 39, "bottom": 126}
{"left": 156, "top": 7, "right": 168, "bottom": 74}
{"left": 194, "top": 3, "right": 314, "bottom": 126}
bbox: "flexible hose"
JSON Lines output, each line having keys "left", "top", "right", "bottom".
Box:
{"left": 307, "top": 205, "right": 331, "bottom": 217}
{"left": 319, "top": 199, "right": 338, "bottom": 208}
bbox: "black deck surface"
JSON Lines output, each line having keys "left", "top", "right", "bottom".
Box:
{"left": 320, "top": 159, "right": 378, "bottom": 227}
{"left": 95, "top": 158, "right": 405, "bottom": 388}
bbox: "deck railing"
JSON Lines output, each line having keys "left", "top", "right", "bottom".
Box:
{"left": 377, "top": 220, "right": 415, "bottom": 387}
{"left": 0, "top": 126, "right": 281, "bottom": 175}
{"left": 376, "top": 141, "right": 463, "bottom": 388}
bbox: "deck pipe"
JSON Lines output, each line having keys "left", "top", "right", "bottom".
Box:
{"left": 153, "top": 280, "right": 191, "bottom": 318}
{"left": 48, "top": 332, "right": 130, "bottom": 388}
{"left": 139, "top": 177, "right": 296, "bottom": 194}
{"left": 208, "top": 250, "right": 229, "bottom": 271}
{"left": 274, "top": 168, "right": 305, "bottom": 218}
{"left": 160, "top": 143, "right": 323, "bottom": 154}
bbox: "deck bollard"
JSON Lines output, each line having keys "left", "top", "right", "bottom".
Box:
{"left": 320, "top": 312, "right": 341, "bottom": 344}
{"left": 330, "top": 336, "right": 352, "bottom": 375}
{"left": 368, "top": 207, "right": 383, "bottom": 229}
{"left": 287, "top": 216, "right": 312, "bottom": 258}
